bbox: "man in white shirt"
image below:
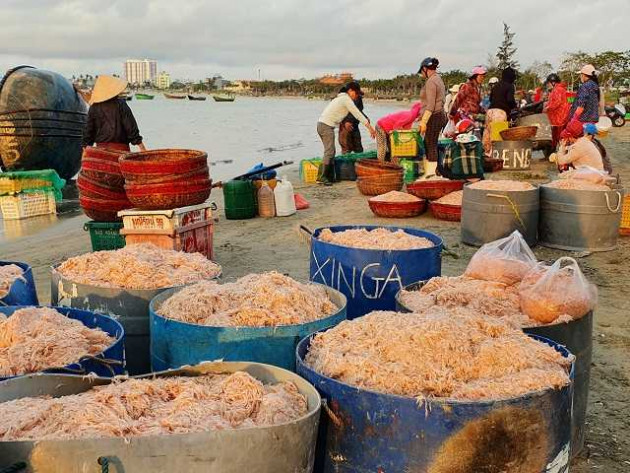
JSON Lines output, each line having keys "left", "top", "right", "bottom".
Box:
{"left": 317, "top": 82, "right": 375, "bottom": 185}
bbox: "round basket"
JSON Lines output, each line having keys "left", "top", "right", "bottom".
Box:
{"left": 119, "top": 149, "right": 208, "bottom": 177}
{"left": 83, "top": 146, "right": 128, "bottom": 164}
{"left": 356, "top": 174, "right": 404, "bottom": 196}
{"left": 500, "top": 126, "right": 538, "bottom": 141}
{"left": 77, "top": 173, "right": 127, "bottom": 199}
{"left": 125, "top": 179, "right": 212, "bottom": 210}
{"left": 430, "top": 202, "right": 462, "bottom": 221}
{"left": 368, "top": 199, "right": 427, "bottom": 218}
{"left": 122, "top": 166, "right": 210, "bottom": 185}
{"left": 80, "top": 196, "right": 132, "bottom": 221}
{"left": 406, "top": 179, "right": 465, "bottom": 201}
{"left": 355, "top": 159, "right": 403, "bottom": 178}
{"left": 483, "top": 158, "right": 504, "bottom": 173}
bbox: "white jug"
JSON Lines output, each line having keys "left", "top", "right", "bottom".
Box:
{"left": 274, "top": 176, "right": 297, "bottom": 217}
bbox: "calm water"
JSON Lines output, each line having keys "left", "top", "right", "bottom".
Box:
{"left": 132, "top": 96, "right": 404, "bottom": 181}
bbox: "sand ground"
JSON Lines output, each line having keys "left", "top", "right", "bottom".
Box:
{"left": 1, "top": 127, "right": 629, "bottom": 471}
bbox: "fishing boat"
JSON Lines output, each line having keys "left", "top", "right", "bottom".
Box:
{"left": 164, "top": 93, "right": 186, "bottom": 100}
{"left": 135, "top": 93, "right": 155, "bottom": 100}
{"left": 187, "top": 95, "right": 207, "bottom": 101}
{"left": 213, "top": 94, "right": 235, "bottom": 102}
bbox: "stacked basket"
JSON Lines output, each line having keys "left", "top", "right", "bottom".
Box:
{"left": 120, "top": 150, "right": 211, "bottom": 210}
{"left": 406, "top": 179, "right": 465, "bottom": 201}
{"left": 355, "top": 159, "right": 404, "bottom": 196}
{"left": 78, "top": 147, "right": 132, "bottom": 221}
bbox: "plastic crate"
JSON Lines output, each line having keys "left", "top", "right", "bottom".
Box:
{"left": 620, "top": 195, "right": 630, "bottom": 235}
{"left": 0, "top": 190, "right": 56, "bottom": 220}
{"left": 83, "top": 221, "right": 126, "bottom": 251}
{"left": 0, "top": 170, "right": 65, "bottom": 200}
{"left": 118, "top": 203, "right": 214, "bottom": 232}
{"left": 300, "top": 159, "right": 321, "bottom": 183}
{"left": 390, "top": 130, "right": 423, "bottom": 158}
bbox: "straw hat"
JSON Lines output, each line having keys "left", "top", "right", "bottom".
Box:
{"left": 449, "top": 84, "right": 460, "bottom": 93}
{"left": 89, "top": 76, "right": 128, "bottom": 105}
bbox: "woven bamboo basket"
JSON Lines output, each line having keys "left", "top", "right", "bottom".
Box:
{"left": 500, "top": 126, "right": 538, "bottom": 141}
{"left": 355, "top": 159, "right": 403, "bottom": 178}
{"left": 119, "top": 149, "right": 208, "bottom": 177}
{"left": 356, "top": 174, "right": 404, "bottom": 196}
{"left": 368, "top": 198, "right": 427, "bottom": 218}
{"left": 406, "top": 179, "right": 465, "bottom": 201}
{"left": 125, "top": 179, "right": 212, "bottom": 210}
{"left": 430, "top": 202, "right": 462, "bottom": 221}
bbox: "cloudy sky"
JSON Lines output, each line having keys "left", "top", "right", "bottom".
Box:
{"left": 1, "top": 0, "right": 627, "bottom": 81}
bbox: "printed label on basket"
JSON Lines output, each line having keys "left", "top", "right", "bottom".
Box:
{"left": 123, "top": 207, "right": 212, "bottom": 231}
{"left": 311, "top": 252, "right": 403, "bottom": 300}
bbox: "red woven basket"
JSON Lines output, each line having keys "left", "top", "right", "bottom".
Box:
{"left": 83, "top": 146, "right": 127, "bottom": 164}
{"left": 122, "top": 166, "right": 210, "bottom": 184}
{"left": 406, "top": 180, "right": 465, "bottom": 201}
{"left": 355, "top": 159, "right": 403, "bottom": 178}
{"left": 79, "top": 196, "right": 133, "bottom": 222}
{"left": 368, "top": 199, "right": 427, "bottom": 218}
{"left": 125, "top": 179, "right": 212, "bottom": 210}
{"left": 119, "top": 149, "right": 208, "bottom": 177}
{"left": 356, "top": 174, "right": 404, "bottom": 196}
{"left": 77, "top": 173, "right": 128, "bottom": 200}
{"left": 430, "top": 202, "right": 462, "bottom": 221}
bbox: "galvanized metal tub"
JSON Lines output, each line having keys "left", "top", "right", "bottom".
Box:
{"left": 150, "top": 284, "right": 347, "bottom": 372}
{"left": 396, "top": 281, "right": 592, "bottom": 458}
{"left": 461, "top": 184, "right": 539, "bottom": 246}
{"left": 0, "top": 305, "right": 125, "bottom": 380}
{"left": 51, "top": 266, "right": 220, "bottom": 375}
{"left": 491, "top": 140, "right": 532, "bottom": 170}
{"left": 0, "top": 261, "right": 38, "bottom": 306}
{"left": 297, "top": 332, "right": 573, "bottom": 473}
{"left": 0, "top": 362, "right": 321, "bottom": 473}
{"left": 309, "top": 225, "right": 442, "bottom": 319}
{"left": 539, "top": 185, "right": 623, "bottom": 252}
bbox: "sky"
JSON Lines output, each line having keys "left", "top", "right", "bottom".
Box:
{"left": 0, "top": 0, "right": 627, "bottom": 81}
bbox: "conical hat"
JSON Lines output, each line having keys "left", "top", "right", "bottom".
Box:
{"left": 90, "top": 76, "right": 128, "bottom": 105}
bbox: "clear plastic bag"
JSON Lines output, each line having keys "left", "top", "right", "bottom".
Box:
{"left": 464, "top": 230, "right": 537, "bottom": 286}
{"left": 519, "top": 257, "right": 597, "bottom": 324}
{"left": 560, "top": 165, "right": 614, "bottom": 185}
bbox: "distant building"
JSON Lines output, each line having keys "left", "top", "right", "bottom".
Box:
{"left": 209, "top": 75, "right": 230, "bottom": 90}
{"left": 225, "top": 80, "right": 251, "bottom": 92}
{"left": 124, "top": 59, "right": 158, "bottom": 85}
{"left": 155, "top": 72, "right": 171, "bottom": 89}
{"left": 319, "top": 72, "right": 353, "bottom": 86}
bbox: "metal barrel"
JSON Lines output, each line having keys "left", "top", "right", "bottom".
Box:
{"left": 0, "top": 66, "right": 87, "bottom": 180}
{"left": 0, "top": 305, "right": 124, "bottom": 380}
{"left": 0, "top": 261, "right": 38, "bottom": 306}
{"left": 461, "top": 184, "right": 539, "bottom": 247}
{"left": 51, "top": 267, "right": 176, "bottom": 375}
{"left": 296, "top": 332, "right": 574, "bottom": 473}
{"left": 149, "top": 285, "right": 347, "bottom": 372}
{"left": 524, "top": 311, "right": 593, "bottom": 457}
{"left": 0, "top": 362, "right": 321, "bottom": 473}
{"left": 396, "top": 281, "right": 593, "bottom": 458}
{"left": 491, "top": 140, "right": 532, "bottom": 170}
{"left": 309, "top": 225, "right": 442, "bottom": 319}
{"left": 516, "top": 113, "right": 553, "bottom": 144}
{"left": 539, "top": 185, "right": 623, "bottom": 252}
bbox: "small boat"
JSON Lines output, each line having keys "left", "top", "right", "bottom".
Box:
{"left": 164, "top": 93, "right": 186, "bottom": 100}
{"left": 121, "top": 94, "right": 132, "bottom": 101}
{"left": 213, "top": 94, "right": 235, "bottom": 102}
{"left": 135, "top": 93, "right": 155, "bottom": 100}
{"left": 187, "top": 95, "right": 207, "bottom": 101}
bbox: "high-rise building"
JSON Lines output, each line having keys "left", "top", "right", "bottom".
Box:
{"left": 156, "top": 72, "right": 171, "bottom": 90}
{"left": 124, "top": 59, "right": 158, "bottom": 85}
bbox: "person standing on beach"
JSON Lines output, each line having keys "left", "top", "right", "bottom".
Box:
{"left": 317, "top": 82, "right": 375, "bottom": 185}
{"left": 338, "top": 82, "right": 367, "bottom": 154}
{"left": 417, "top": 57, "right": 447, "bottom": 178}
{"left": 82, "top": 75, "right": 146, "bottom": 152}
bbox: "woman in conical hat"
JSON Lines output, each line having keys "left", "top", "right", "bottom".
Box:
{"left": 82, "top": 75, "right": 146, "bottom": 152}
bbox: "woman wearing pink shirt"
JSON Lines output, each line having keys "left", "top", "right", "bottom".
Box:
{"left": 375, "top": 102, "right": 423, "bottom": 161}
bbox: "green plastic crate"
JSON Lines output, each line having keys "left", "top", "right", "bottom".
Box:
{"left": 83, "top": 221, "right": 126, "bottom": 251}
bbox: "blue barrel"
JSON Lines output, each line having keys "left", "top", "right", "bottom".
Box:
{"left": 296, "top": 332, "right": 574, "bottom": 473}
{"left": 0, "top": 261, "right": 38, "bottom": 306}
{"left": 150, "top": 285, "right": 347, "bottom": 372}
{"left": 0, "top": 306, "right": 125, "bottom": 380}
{"left": 309, "top": 225, "right": 442, "bottom": 318}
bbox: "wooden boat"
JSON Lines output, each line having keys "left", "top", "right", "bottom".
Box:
{"left": 187, "top": 95, "right": 207, "bottom": 101}
{"left": 164, "top": 93, "right": 186, "bottom": 100}
{"left": 213, "top": 94, "right": 235, "bottom": 102}
{"left": 135, "top": 93, "right": 154, "bottom": 100}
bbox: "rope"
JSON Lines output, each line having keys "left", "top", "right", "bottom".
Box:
{"left": 0, "top": 462, "right": 27, "bottom": 473}
{"left": 604, "top": 191, "right": 622, "bottom": 213}
{"left": 98, "top": 457, "right": 109, "bottom": 473}
{"left": 486, "top": 193, "right": 527, "bottom": 230}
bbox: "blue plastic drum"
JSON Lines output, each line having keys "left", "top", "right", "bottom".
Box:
{"left": 0, "top": 261, "right": 39, "bottom": 306}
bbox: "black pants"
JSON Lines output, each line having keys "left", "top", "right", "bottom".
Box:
{"left": 339, "top": 124, "right": 363, "bottom": 154}
{"left": 425, "top": 111, "right": 448, "bottom": 162}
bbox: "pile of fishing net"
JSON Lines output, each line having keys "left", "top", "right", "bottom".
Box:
{"left": 0, "top": 371, "right": 307, "bottom": 441}
{"left": 370, "top": 191, "right": 420, "bottom": 203}
{"left": 434, "top": 190, "right": 463, "bottom": 206}
{"left": 305, "top": 309, "right": 572, "bottom": 401}
{"left": 398, "top": 276, "right": 531, "bottom": 327}
{"left": 468, "top": 180, "right": 534, "bottom": 191}
{"left": 0, "top": 307, "right": 114, "bottom": 377}
{"left": 57, "top": 243, "right": 221, "bottom": 290}
{"left": 318, "top": 227, "right": 434, "bottom": 250}
{"left": 0, "top": 264, "right": 23, "bottom": 298}
{"left": 158, "top": 272, "right": 337, "bottom": 327}
{"left": 545, "top": 179, "right": 610, "bottom": 191}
